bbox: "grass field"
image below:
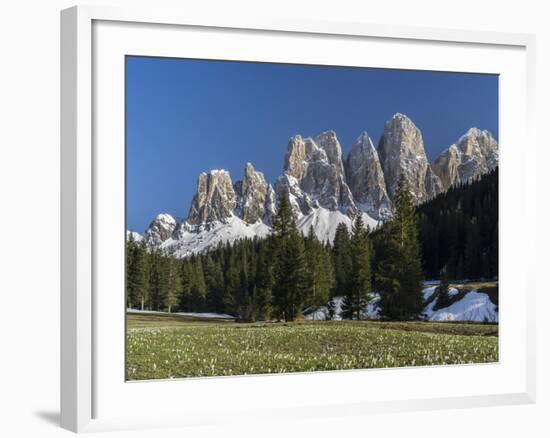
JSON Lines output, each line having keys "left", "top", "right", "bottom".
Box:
{"left": 126, "top": 314, "right": 498, "bottom": 380}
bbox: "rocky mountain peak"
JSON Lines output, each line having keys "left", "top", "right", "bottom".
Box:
{"left": 346, "top": 131, "right": 392, "bottom": 220}
{"left": 315, "top": 130, "right": 346, "bottom": 176}
{"left": 187, "top": 169, "right": 236, "bottom": 225}
{"left": 144, "top": 213, "right": 177, "bottom": 245}
{"left": 135, "top": 116, "right": 498, "bottom": 257}
{"left": 278, "top": 132, "right": 355, "bottom": 216}
{"left": 432, "top": 128, "right": 498, "bottom": 191}
{"left": 378, "top": 113, "right": 441, "bottom": 204}
{"left": 234, "top": 162, "right": 274, "bottom": 224}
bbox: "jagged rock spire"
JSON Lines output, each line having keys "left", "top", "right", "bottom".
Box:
{"left": 346, "top": 131, "right": 392, "bottom": 220}
{"left": 378, "top": 113, "right": 441, "bottom": 204}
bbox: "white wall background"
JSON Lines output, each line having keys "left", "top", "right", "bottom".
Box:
{"left": 0, "top": 1, "right": 547, "bottom": 437}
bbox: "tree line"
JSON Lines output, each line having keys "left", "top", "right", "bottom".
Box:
{"left": 127, "top": 170, "right": 497, "bottom": 321}
{"left": 416, "top": 168, "right": 498, "bottom": 280}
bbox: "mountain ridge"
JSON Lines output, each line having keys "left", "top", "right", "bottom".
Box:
{"left": 130, "top": 113, "right": 498, "bottom": 257}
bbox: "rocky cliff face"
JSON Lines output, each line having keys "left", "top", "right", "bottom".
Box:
{"left": 144, "top": 213, "right": 177, "bottom": 245}
{"left": 432, "top": 128, "right": 499, "bottom": 191}
{"left": 234, "top": 162, "right": 274, "bottom": 224}
{"left": 378, "top": 113, "right": 441, "bottom": 204}
{"left": 346, "top": 131, "right": 392, "bottom": 220}
{"left": 276, "top": 132, "right": 356, "bottom": 216}
{"left": 136, "top": 114, "right": 498, "bottom": 256}
{"left": 187, "top": 170, "right": 236, "bottom": 225}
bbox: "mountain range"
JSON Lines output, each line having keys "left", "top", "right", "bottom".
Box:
{"left": 128, "top": 113, "right": 498, "bottom": 257}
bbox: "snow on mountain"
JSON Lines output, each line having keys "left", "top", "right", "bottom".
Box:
{"left": 432, "top": 128, "right": 498, "bottom": 191}
{"left": 126, "top": 230, "right": 143, "bottom": 243}
{"left": 297, "top": 208, "right": 378, "bottom": 243}
{"left": 159, "top": 215, "right": 271, "bottom": 257}
{"left": 144, "top": 213, "right": 177, "bottom": 245}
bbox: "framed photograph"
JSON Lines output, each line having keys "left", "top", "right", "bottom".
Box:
{"left": 61, "top": 5, "right": 536, "bottom": 433}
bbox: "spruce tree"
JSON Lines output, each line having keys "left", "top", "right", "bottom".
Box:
{"left": 255, "top": 243, "right": 273, "bottom": 321}
{"left": 435, "top": 265, "right": 451, "bottom": 309}
{"left": 271, "top": 190, "right": 307, "bottom": 321}
{"left": 179, "top": 260, "right": 192, "bottom": 311}
{"left": 304, "top": 226, "right": 332, "bottom": 316}
{"left": 223, "top": 251, "right": 240, "bottom": 315}
{"left": 164, "top": 257, "right": 181, "bottom": 312}
{"left": 126, "top": 234, "right": 149, "bottom": 309}
{"left": 126, "top": 233, "right": 137, "bottom": 308}
{"left": 190, "top": 257, "right": 207, "bottom": 311}
{"left": 332, "top": 223, "right": 352, "bottom": 297}
{"left": 204, "top": 256, "right": 224, "bottom": 312}
{"left": 377, "top": 174, "right": 424, "bottom": 320}
{"left": 148, "top": 251, "right": 162, "bottom": 311}
{"left": 342, "top": 214, "right": 372, "bottom": 319}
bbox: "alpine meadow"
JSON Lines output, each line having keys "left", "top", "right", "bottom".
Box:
{"left": 125, "top": 57, "right": 499, "bottom": 380}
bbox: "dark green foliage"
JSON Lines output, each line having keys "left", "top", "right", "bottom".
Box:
{"left": 417, "top": 169, "right": 498, "bottom": 280}
{"left": 125, "top": 169, "right": 497, "bottom": 321}
{"left": 254, "top": 244, "right": 273, "bottom": 321}
{"left": 126, "top": 234, "right": 148, "bottom": 309}
{"left": 375, "top": 174, "right": 424, "bottom": 320}
{"left": 332, "top": 223, "right": 352, "bottom": 297}
{"left": 341, "top": 215, "right": 372, "bottom": 319}
{"left": 203, "top": 256, "right": 224, "bottom": 312}
{"left": 271, "top": 191, "right": 308, "bottom": 321}
{"left": 163, "top": 257, "right": 181, "bottom": 312}
{"left": 147, "top": 250, "right": 166, "bottom": 311}
{"left": 304, "top": 226, "right": 334, "bottom": 315}
{"left": 435, "top": 266, "right": 451, "bottom": 309}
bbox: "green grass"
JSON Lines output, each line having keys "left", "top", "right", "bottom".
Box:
{"left": 126, "top": 317, "right": 498, "bottom": 380}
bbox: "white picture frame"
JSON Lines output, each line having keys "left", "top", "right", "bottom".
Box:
{"left": 60, "top": 4, "right": 537, "bottom": 433}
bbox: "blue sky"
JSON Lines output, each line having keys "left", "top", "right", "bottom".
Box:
{"left": 126, "top": 56, "right": 498, "bottom": 232}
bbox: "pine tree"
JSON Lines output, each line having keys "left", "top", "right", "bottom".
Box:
{"left": 271, "top": 190, "right": 307, "bottom": 321}
{"left": 126, "top": 234, "right": 148, "bottom": 309}
{"left": 148, "top": 251, "right": 163, "bottom": 311}
{"left": 304, "top": 226, "right": 333, "bottom": 316}
{"left": 235, "top": 246, "right": 253, "bottom": 321}
{"left": 126, "top": 233, "right": 136, "bottom": 308}
{"left": 179, "top": 260, "right": 193, "bottom": 311}
{"left": 341, "top": 215, "right": 372, "bottom": 319}
{"left": 203, "top": 256, "right": 224, "bottom": 312}
{"left": 190, "top": 257, "right": 207, "bottom": 311}
{"left": 255, "top": 243, "right": 273, "bottom": 321}
{"left": 164, "top": 257, "right": 181, "bottom": 312}
{"left": 376, "top": 174, "right": 424, "bottom": 320}
{"left": 435, "top": 265, "right": 451, "bottom": 309}
{"left": 332, "top": 223, "right": 352, "bottom": 297}
{"left": 223, "top": 251, "right": 240, "bottom": 315}
{"left": 464, "top": 217, "right": 482, "bottom": 279}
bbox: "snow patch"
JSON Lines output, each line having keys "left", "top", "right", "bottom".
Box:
{"left": 424, "top": 290, "right": 497, "bottom": 322}
{"left": 304, "top": 287, "right": 497, "bottom": 323}
{"left": 127, "top": 309, "right": 235, "bottom": 319}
